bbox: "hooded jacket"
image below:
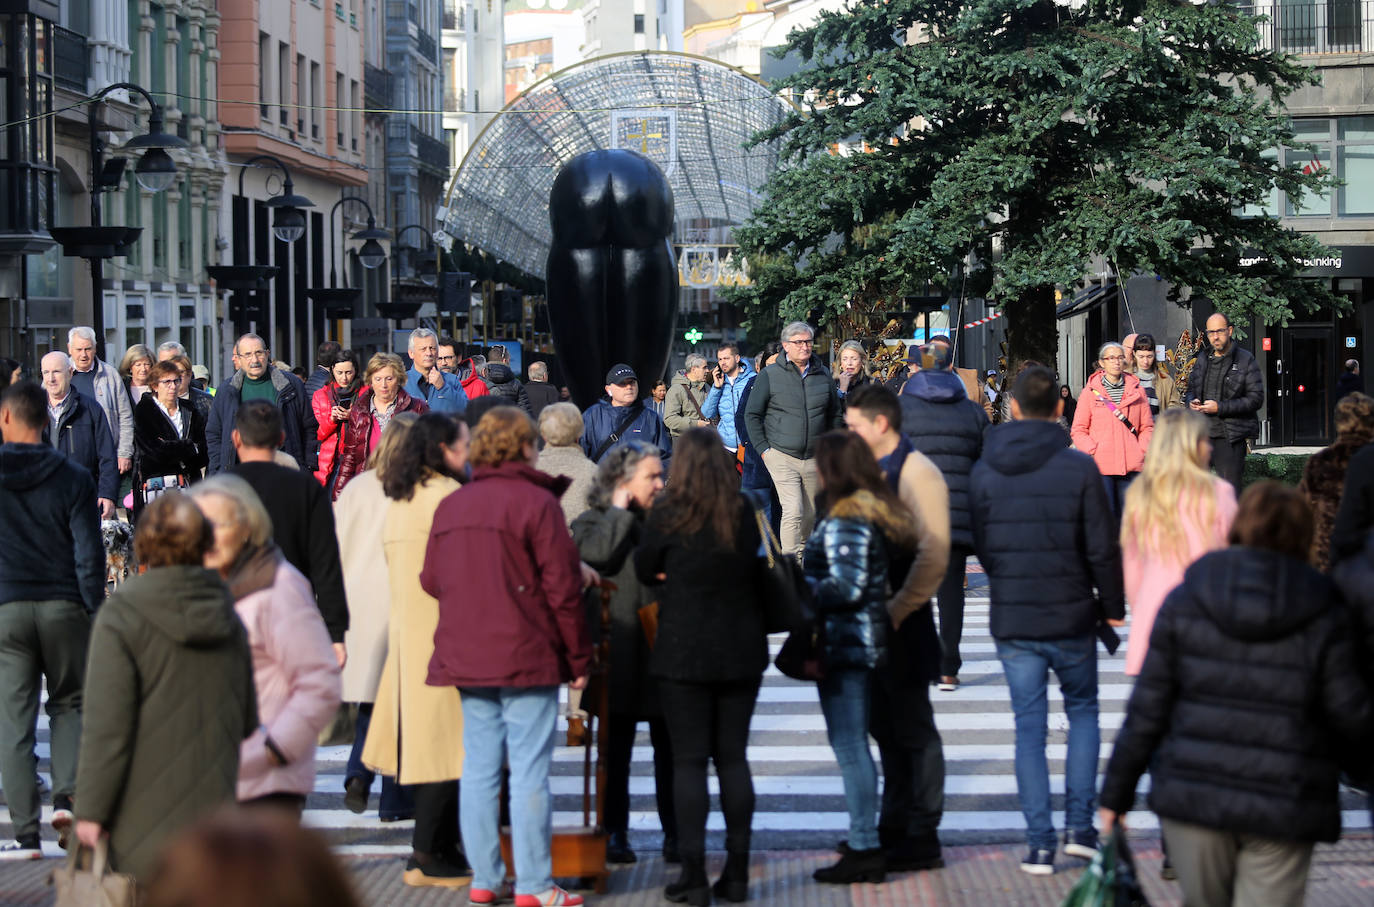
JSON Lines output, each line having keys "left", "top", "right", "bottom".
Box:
{"left": 205, "top": 367, "right": 308, "bottom": 474}
{"left": 423, "top": 462, "right": 592, "bottom": 688}
{"left": 485, "top": 362, "right": 532, "bottom": 413}
{"left": 0, "top": 443, "right": 104, "bottom": 612}
{"left": 744, "top": 356, "right": 841, "bottom": 460}
{"left": 1100, "top": 548, "right": 1374, "bottom": 842}
{"left": 457, "top": 359, "right": 491, "bottom": 400}
{"left": 75, "top": 566, "right": 257, "bottom": 879}
{"left": 805, "top": 490, "right": 917, "bottom": 671}
{"left": 970, "top": 420, "right": 1125, "bottom": 640}
{"left": 45, "top": 390, "right": 118, "bottom": 502}
{"left": 1070, "top": 371, "right": 1154, "bottom": 476}
{"left": 701, "top": 360, "right": 755, "bottom": 449}
{"left": 900, "top": 369, "right": 988, "bottom": 549}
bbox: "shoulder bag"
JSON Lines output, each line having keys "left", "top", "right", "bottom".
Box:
{"left": 591, "top": 406, "right": 644, "bottom": 462}
{"left": 753, "top": 508, "right": 827, "bottom": 681}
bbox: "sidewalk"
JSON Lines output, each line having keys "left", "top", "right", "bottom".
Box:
{"left": 4, "top": 835, "right": 1371, "bottom": 905}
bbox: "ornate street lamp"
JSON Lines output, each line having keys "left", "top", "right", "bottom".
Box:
{"left": 394, "top": 224, "right": 439, "bottom": 286}
{"left": 50, "top": 82, "right": 188, "bottom": 360}
{"left": 236, "top": 154, "right": 315, "bottom": 243}
{"left": 306, "top": 196, "right": 392, "bottom": 351}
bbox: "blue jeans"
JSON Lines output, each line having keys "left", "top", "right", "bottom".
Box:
{"left": 459, "top": 686, "right": 558, "bottom": 896}
{"left": 996, "top": 636, "right": 1099, "bottom": 851}
{"left": 1101, "top": 473, "right": 1136, "bottom": 520}
{"left": 817, "top": 669, "right": 879, "bottom": 851}
{"left": 345, "top": 703, "right": 415, "bottom": 820}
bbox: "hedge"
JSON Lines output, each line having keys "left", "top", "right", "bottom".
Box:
{"left": 1242, "top": 451, "right": 1311, "bottom": 488}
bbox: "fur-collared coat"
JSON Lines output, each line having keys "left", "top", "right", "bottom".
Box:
{"left": 1300, "top": 433, "right": 1374, "bottom": 571}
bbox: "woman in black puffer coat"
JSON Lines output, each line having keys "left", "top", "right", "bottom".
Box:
{"left": 804, "top": 431, "right": 916, "bottom": 887}
{"left": 1100, "top": 481, "right": 1373, "bottom": 907}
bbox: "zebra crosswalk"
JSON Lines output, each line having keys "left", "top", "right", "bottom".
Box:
{"left": 6, "top": 586, "right": 1370, "bottom": 858}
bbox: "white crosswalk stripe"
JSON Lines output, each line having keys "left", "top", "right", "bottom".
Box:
{"left": 8, "top": 589, "right": 1370, "bottom": 854}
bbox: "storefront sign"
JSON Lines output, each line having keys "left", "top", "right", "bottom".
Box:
{"left": 1237, "top": 245, "right": 1374, "bottom": 276}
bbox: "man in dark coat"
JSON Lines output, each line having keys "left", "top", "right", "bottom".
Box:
{"left": 0, "top": 381, "right": 103, "bottom": 858}
{"left": 40, "top": 351, "right": 117, "bottom": 519}
{"left": 1184, "top": 312, "right": 1263, "bottom": 490}
{"left": 485, "top": 345, "right": 532, "bottom": 414}
{"left": 970, "top": 366, "right": 1124, "bottom": 875}
{"left": 205, "top": 333, "right": 308, "bottom": 473}
{"left": 525, "top": 361, "right": 561, "bottom": 419}
{"left": 580, "top": 363, "right": 672, "bottom": 467}
{"left": 229, "top": 401, "right": 348, "bottom": 667}
{"left": 899, "top": 339, "right": 988, "bottom": 690}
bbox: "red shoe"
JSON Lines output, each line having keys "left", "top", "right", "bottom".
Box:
{"left": 469, "top": 881, "right": 514, "bottom": 905}
{"left": 513, "top": 885, "right": 584, "bottom": 906}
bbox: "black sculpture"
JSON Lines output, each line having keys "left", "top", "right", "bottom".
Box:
{"left": 546, "top": 150, "right": 678, "bottom": 410}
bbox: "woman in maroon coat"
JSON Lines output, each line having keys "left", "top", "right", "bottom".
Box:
{"left": 421, "top": 407, "right": 593, "bottom": 907}
{"left": 332, "top": 352, "right": 427, "bottom": 499}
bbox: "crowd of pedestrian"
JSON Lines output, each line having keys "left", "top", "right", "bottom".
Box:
{"left": 0, "top": 312, "right": 1370, "bottom": 907}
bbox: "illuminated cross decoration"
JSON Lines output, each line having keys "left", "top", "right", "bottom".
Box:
{"left": 623, "top": 119, "right": 662, "bottom": 154}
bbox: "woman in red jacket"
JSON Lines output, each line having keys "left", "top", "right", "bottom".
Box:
{"left": 1070, "top": 341, "right": 1154, "bottom": 517}
{"left": 332, "top": 353, "right": 427, "bottom": 499}
{"left": 421, "top": 408, "right": 593, "bottom": 907}
{"left": 311, "top": 351, "right": 360, "bottom": 490}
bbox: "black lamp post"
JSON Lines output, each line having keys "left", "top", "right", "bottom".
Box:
{"left": 49, "top": 82, "right": 188, "bottom": 361}
{"left": 306, "top": 196, "right": 391, "bottom": 350}
{"left": 394, "top": 224, "right": 438, "bottom": 286}
{"left": 236, "top": 154, "right": 315, "bottom": 244}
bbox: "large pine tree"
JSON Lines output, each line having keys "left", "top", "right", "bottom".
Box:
{"left": 730, "top": 0, "right": 1337, "bottom": 367}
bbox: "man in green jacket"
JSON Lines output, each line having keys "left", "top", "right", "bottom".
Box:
{"left": 744, "top": 321, "right": 841, "bottom": 557}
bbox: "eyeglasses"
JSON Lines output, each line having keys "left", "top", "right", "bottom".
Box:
{"left": 1206, "top": 328, "right": 1229, "bottom": 335}
{"left": 240, "top": 350, "right": 270, "bottom": 360}
{"left": 437, "top": 355, "right": 457, "bottom": 362}
{"left": 1101, "top": 355, "right": 1126, "bottom": 361}
{"left": 157, "top": 379, "right": 181, "bottom": 387}
{"left": 785, "top": 338, "right": 814, "bottom": 346}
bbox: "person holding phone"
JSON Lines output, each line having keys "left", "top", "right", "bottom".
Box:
{"left": 312, "top": 351, "right": 361, "bottom": 490}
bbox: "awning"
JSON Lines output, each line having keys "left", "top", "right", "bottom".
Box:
{"left": 1056, "top": 283, "right": 1118, "bottom": 321}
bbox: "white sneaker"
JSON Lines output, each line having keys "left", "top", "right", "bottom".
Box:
{"left": 0, "top": 839, "right": 42, "bottom": 861}
{"left": 938, "top": 676, "right": 959, "bottom": 692}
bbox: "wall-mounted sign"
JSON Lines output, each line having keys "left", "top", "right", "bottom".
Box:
{"left": 1347, "top": 336, "right": 1358, "bottom": 348}
{"left": 1262, "top": 337, "right": 1272, "bottom": 351}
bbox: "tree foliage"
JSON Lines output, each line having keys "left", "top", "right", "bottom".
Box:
{"left": 728, "top": 0, "right": 1338, "bottom": 365}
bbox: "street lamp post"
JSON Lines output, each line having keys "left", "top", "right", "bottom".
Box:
{"left": 236, "top": 154, "right": 315, "bottom": 244}
{"left": 49, "top": 82, "right": 188, "bottom": 362}
{"left": 306, "top": 196, "right": 390, "bottom": 354}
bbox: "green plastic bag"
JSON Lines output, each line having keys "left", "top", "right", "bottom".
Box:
{"left": 1059, "top": 826, "right": 1151, "bottom": 907}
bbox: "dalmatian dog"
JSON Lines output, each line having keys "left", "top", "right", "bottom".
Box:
{"left": 102, "top": 519, "right": 135, "bottom": 593}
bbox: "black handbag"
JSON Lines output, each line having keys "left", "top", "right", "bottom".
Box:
{"left": 753, "top": 507, "right": 808, "bottom": 634}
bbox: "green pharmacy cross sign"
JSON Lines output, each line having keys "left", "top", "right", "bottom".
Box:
{"left": 684, "top": 327, "right": 704, "bottom": 344}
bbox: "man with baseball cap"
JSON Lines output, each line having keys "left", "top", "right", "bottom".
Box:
{"left": 580, "top": 363, "right": 672, "bottom": 466}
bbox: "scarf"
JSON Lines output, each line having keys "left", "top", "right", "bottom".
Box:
{"left": 225, "top": 542, "right": 283, "bottom": 602}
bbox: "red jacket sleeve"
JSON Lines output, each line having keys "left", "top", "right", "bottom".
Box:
{"left": 530, "top": 494, "right": 592, "bottom": 679}
{"left": 312, "top": 385, "right": 340, "bottom": 443}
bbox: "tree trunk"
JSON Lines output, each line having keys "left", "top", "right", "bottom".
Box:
{"left": 1002, "top": 284, "right": 1058, "bottom": 378}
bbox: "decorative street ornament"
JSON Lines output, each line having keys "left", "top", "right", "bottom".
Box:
{"left": 611, "top": 109, "right": 678, "bottom": 176}
{"left": 680, "top": 246, "right": 719, "bottom": 288}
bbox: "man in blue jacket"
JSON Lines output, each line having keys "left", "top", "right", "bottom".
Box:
{"left": 40, "top": 352, "right": 116, "bottom": 519}
{"left": 701, "top": 341, "right": 754, "bottom": 454}
{"left": 405, "top": 328, "right": 469, "bottom": 415}
{"left": 580, "top": 364, "right": 671, "bottom": 467}
{"left": 969, "top": 366, "right": 1124, "bottom": 876}
{"left": 0, "top": 381, "right": 103, "bottom": 858}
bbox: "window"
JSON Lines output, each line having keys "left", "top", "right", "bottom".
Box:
{"left": 1338, "top": 117, "right": 1374, "bottom": 215}
{"left": 634, "top": 13, "right": 644, "bottom": 33}
{"left": 1286, "top": 119, "right": 1331, "bottom": 217}
{"left": 336, "top": 72, "right": 346, "bottom": 148}
{"left": 278, "top": 43, "right": 290, "bottom": 126}
{"left": 296, "top": 54, "right": 307, "bottom": 134}
{"left": 351, "top": 80, "right": 361, "bottom": 152}
{"left": 311, "top": 62, "right": 321, "bottom": 140}
{"left": 1239, "top": 116, "right": 1374, "bottom": 219}
{"left": 259, "top": 33, "right": 271, "bottom": 118}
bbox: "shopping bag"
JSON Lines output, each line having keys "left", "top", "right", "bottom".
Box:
{"left": 1059, "top": 826, "right": 1150, "bottom": 907}
{"left": 51, "top": 839, "right": 138, "bottom": 907}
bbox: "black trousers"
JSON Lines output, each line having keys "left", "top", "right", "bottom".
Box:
{"left": 659, "top": 677, "right": 761, "bottom": 858}
{"left": 871, "top": 619, "right": 945, "bottom": 840}
{"left": 604, "top": 714, "right": 675, "bottom": 838}
{"left": 936, "top": 546, "right": 971, "bottom": 678}
{"left": 1211, "top": 437, "right": 1248, "bottom": 491}
{"left": 412, "top": 780, "right": 460, "bottom": 857}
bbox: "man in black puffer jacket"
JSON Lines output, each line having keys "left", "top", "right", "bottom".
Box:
{"left": 900, "top": 339, "right": 987, "bottom": 691}
{"left": 969, "top": 366, "right": 1123, "bottom": 875}
{"left": 485, "top": 344, "right": 532, "bottom": 414}
{"left": 1101, "top": 483, "right": 1373, "bottom": 907}
{"left": 1184, "top": 312, "right": 1263, "bottom": 490}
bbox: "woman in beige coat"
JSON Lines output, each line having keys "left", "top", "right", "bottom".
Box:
{"left": 336, "top": 412, "right": 420, "bottom": 820}
{"left": 362, "top": 413, "right": 471, "bottom": 887}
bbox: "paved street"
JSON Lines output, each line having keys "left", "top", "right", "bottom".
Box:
{"left": 2, "top": 567, "right": 1371, "bottom": 903}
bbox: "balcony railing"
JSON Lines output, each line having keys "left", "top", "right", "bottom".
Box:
{"left": 416, "top": 30, "right": 437, "bottom": 62}
{"left": 414, "top": 126, "right": 450, "bottom": 173}
{"left": 365, "top": 63, "right": 392, "bottom": 111}
{"left": 1239, "top": 1, "right": 1372, "bottom": 54}
{"left": 52, "top": 26, "right": 88, "bottom": 93}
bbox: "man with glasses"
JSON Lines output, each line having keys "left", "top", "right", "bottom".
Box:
{"left": 1184, "top": 312, "right": 1263, "bottom": 489}
{"left": 580, "top": 364, "right": 671, "bottom": 466}
{"left": 436, "top": 338, "right": 460, "bottom": 375}
{"left": 744, "top": 321, "right": 841, "bottom": 558}
{"left": 405, "top": 328, "right": 468, "bottom": 416}
{"left": 205, "top": 333, "right": 309, "bottom": 474}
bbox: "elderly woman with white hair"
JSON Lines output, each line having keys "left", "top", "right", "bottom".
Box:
{"left": 536, "top": 402, "right": 599, "bottom": 527}
{"left": 1070, "top": 341, "right": 1155, "bottom": 516}
{"left": 664, "top": 354, "right": 713, "bottom": 440}
{"left": 190, "top": 474, "right": 342, "bottom": 814}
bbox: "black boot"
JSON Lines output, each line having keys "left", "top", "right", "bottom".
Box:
{"left": 662, "top": 833, "right": 681, "bottom": 864}
{"left": 885, "top": 831, "right": 943, "bottom": 872}
{"left": 812, "top": 846, "right": 885, "bottom": 884}
{"left": 664, "top": 854, "right": 710, "bottom": 906}
{"left": 605, "top": 830, "right": 637, "bottom": 864}
{"left": 713, "top": 850, "right": 749, "bottom": 903}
